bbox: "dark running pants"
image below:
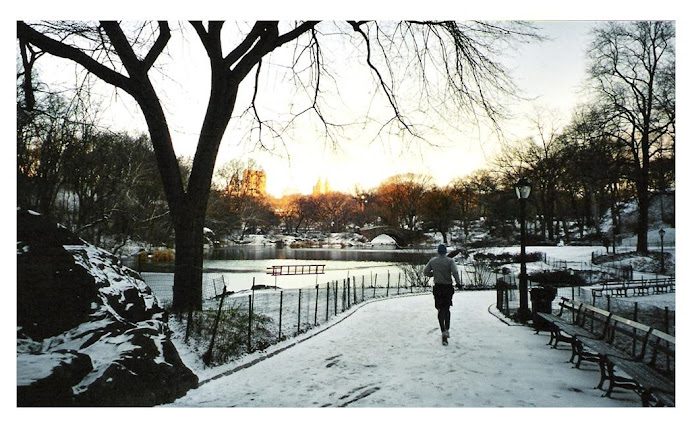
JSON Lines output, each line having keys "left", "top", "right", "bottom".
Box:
{"left": 433, "top": 283, "right": 454, "bottom": 332}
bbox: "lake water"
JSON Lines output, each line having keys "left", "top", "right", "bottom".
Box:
{"left": 140, "top": 245, "right": 435, "bottom": 296}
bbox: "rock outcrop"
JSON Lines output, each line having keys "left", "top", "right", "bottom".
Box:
{"left": 17, "top": 208, "right": 198, "bottom": 406}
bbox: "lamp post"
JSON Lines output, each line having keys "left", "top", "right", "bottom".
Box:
{"left": 515, "top": 177, "right": 532, "bottom": 323}
{"left": 659, "top": 228, "right": 666, "bottom": 273}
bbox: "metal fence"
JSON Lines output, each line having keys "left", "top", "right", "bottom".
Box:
{"left": 141, "top": 270, "right": 431, "bottom": 365}
{"left": 495, "top": 281, "right": 675, "bottom": 336}
{"left": 588, "top": 292, "right": 675, "bottom": 335}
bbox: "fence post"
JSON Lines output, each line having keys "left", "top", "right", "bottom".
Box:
{"left": 606, "top": 295, "right": 611, "bottom": 312}
{"left": 326, "top": 283, "right": 330, "bottom": 322}
{"left": 335, "top": 282, "right": 338, "bottom": 316}
{"left": 664, "top": 306, "right": 671, "bottom": 371}
{"left": 347, "top": 277, "right": 351, "bottom": 308}
{"left": 185, "top": 306, "right": 194, "bottom": 343}
{"left": 202, "top": 283, "right": 227, "bottom": 366}
{"left": 250, "top": 287, "right": 255, "bottom": 319}
{"left": 631, "top": 301, "right": 638, "bottom": 355}
{"left": 315, "top": 285, "right": 319, "bottom": 325}
{"left": 297, "top": 288, "right": 302, "bottom": 335}
{"left": 387, "top": 271, "right": 390, "bottom": 297}
{"left": 247, "top": 294, "right": 253, "bottom": 352}
{"left": 278, "top": 290, "right": 284, "bottom": 341}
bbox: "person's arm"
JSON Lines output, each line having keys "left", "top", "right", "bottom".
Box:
{"left": 423, "top": 259, "right": 433, "bottom": 277}
{"left": 451, "top": 260, "right": 461, "bottom": 286}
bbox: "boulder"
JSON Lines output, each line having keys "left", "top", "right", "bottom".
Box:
{"left": 16, "top": 208, "right": 198, "bottom": 406}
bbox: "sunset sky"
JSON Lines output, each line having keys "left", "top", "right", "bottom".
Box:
{"left": 10, "top": 2, "right": 683, "bottom": 198}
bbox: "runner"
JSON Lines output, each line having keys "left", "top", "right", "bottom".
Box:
{"left": 423, "top": 244, "right": 462, "bottom": 345}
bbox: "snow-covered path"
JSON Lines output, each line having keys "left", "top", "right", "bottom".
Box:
{"left": 169, "top": 290, "right": 640, "bottom": 407}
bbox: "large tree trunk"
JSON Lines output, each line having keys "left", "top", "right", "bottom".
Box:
{"left": 634, "top": 132, "right": 651, "bottom": 253}
{"left": 635, "top": 182, "right": 650, "bottom": 253}
{"left": 172, "top": 211, "right": 205, "bottom": 312}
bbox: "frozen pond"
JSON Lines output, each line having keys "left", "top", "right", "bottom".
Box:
{"left": 140, "top": 246, "right": 434, "bottom": 301}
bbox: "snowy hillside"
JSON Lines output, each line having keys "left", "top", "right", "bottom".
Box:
{"left": 16, "top": 208, "right": 197, "bottom": 406}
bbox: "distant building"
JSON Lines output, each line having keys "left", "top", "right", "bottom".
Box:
{"left": 312, "top": 177, "right": 331, "bottom": 196}
{"left": 243, "top": 169, "right": 266, "bottom": 196}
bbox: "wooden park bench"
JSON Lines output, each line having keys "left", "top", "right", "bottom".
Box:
{"left": 650, "top": 277, "right": 675, "bottom": 294}
{"left": 627, "top": 278, "right": 650, "bottom": 296}
{"left": 604, "top": 328, "right": 675, "bottom": 406}
{"left": 591, "top": 280, "right": 627, "bottom": 298}
{"left": 535, "top": 298, "right": 606, "bottom": 363}
{"left": 571, "top": 312, "right": 652, "bottom": 391}
{"left": 536, "top": 298, "right": 675, "bottom": 406}
{"left": 592, "top": 277, "right": 675, "bottom": 299}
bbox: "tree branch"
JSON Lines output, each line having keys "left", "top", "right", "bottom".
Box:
{"left": 348, "top": 20, "right": 415, "bottom": 135}
{"left": 17, "top": 21, "right": 132, "bottom": 91}
{"left": 100, "top": 21, "right": 144, "bottom": 77}
{"left": 190, "top": 21, "right": 224, "bottom": 62}
{"left": 142, "top": 21, "right": 171, "bottom": 70}
{"left": 223, "top": 22, "right": 270, "bottom": 68}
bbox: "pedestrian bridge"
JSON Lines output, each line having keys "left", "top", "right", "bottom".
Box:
{"left": 358, "top": 226, "right": 425, "bottom": 247}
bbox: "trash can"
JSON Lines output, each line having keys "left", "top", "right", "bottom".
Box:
{"left": 530, "top": 286, "right": 557, "bottom": 330}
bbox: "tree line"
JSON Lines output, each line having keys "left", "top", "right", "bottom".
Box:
{"left": 17, "top": 20, "right": 673, "bottom": 311}
{"left": 17, "top": 22, "right": 675, "bottom": 252}
{"left": 17, "top": 87, "right": 173, "bottom": 253}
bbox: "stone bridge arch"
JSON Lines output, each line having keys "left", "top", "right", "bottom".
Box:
{"left": 358, "top": 226, "right": 425, "bottom": 247}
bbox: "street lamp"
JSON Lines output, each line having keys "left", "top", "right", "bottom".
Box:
{"left": 659, "top": 228, "right": 666, "bottom": 273}
{"left": 515, "top": 177, "right": 532, "bottom": 323}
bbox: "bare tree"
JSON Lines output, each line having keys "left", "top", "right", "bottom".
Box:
{"left": 449, "top": 176, "right": 479, "bottom": 240}
{"left": 420, "top": 186, "right": 456, "bottom": 244}
{"left": 374, "top": 173, "right": 433, "bottom": 230}
{"left": 493, "top": 106, "right": 565, "bottom": 241}
{"left": 314, "top": 192, "right": 359, "bottom": 233}
{"left": 17, "top": 20, "right": 540, "bottom": 310}
{"left": 587, "top": 21, "right": 675, "bottom": 252}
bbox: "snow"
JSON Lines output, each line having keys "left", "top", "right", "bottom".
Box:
{"left": 168, "top": 290, "right": 643, "bottom": 408}
{"left": 371, "top": 234, "right": 397, "bottom": 245}
{"left": 11, "top": 220, "right": 684, "bottom": 422}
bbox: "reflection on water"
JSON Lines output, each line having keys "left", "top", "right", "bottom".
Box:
{"left": 141, "top": 245, "right": 435, "bottom": 294}
{"left": 136, "top": 245, "right": 432, "bottom": 275}
{"left": 206, "top": 245, "right": 430, "bottom": 264}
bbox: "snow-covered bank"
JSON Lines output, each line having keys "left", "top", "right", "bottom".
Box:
{"left": 168, "top": 290, "right": 642, "bottom": 407}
